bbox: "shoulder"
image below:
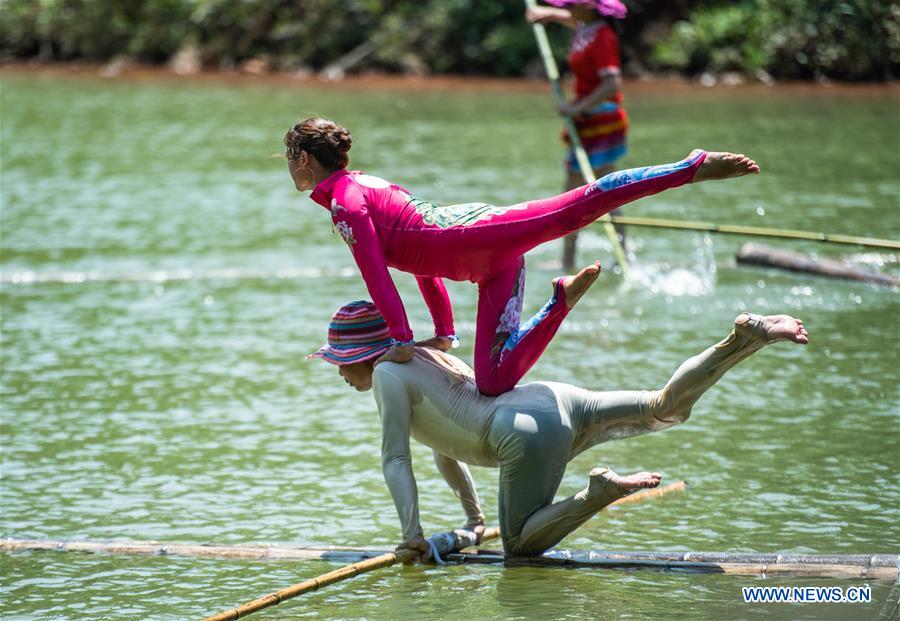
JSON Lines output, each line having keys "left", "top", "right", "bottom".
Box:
{"left": 337, "top": 172, "right": 397, "bottom": 193}
{"left": 373, "top": 360, "right": 421, "bottom": 390}
{"left": 352, "top": 173, "right": 394, "bottom": 190}
{"left": 373, "top": 361, "right": 404, "bottom": 383}
{"left": 413, "top": 348, "right": 476, "bottom": 382}
{"left": 333, "top": 173, "right": 362, "bottom": 195}
{"left": 373, "top": 361, "right": 427, "bottom": 413}
{"left": 334, "top": 172, "right": 399, "bottom": 204}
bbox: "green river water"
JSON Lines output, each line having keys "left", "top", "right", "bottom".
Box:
{"left": 1, "top": 72, "right": 898, "bottom": 620}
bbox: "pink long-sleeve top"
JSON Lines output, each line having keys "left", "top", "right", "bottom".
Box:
{"left": 310, "top": 169, "right": 459, "bottom": 344}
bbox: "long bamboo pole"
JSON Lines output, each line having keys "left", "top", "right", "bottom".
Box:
{"left": 0, "top": 484, "right": 689, "bottom": 562}
{"left": 0, "top": 482, "right": 690, "bottom": 562}
{"left": 452, "top": 552, "right": 899, "bottom": 580}
{"left": 201, "top": 527, "right": 500, "bottom": 621}
{"left": 200, "top": 480, "right": 687, "bottom": 620}
{"left": 608, "top": 215, "right": 900, "bottom": 250}
{"left": 3, "top": 539, "right": 894, "bottom": 580}
{"left": 523, "top": 0, "right": 631, "bottom": 278}
{"left": 607, "top": 479, "right": 687, "bottom": 506}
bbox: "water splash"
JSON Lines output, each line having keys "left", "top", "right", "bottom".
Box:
{"left": 624, "top": 235, "right": 717, "bottom": 297}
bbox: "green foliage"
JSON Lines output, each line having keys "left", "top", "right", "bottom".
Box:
{"left": 650, "top": 0, "right": 899, "bottom": 80}
{"left": 0, "top": 0, "right": 895, "bottom": 80}
{"left": 0, "top": 0, "right": 193, "bottom": 61}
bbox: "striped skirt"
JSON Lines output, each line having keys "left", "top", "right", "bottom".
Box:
{"left": 563, "top": 102, "right": 629, "bottom": 173}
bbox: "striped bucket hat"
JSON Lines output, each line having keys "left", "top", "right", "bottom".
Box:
{"left": 307, "top": 301, "right": 393, "bottom": 365}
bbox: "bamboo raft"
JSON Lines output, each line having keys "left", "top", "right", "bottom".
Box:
{"left": 3, "top": 537, "right": 896, "bottom": 580}
{"left": 453, "top": 549, "right": 899, "bottom": 580}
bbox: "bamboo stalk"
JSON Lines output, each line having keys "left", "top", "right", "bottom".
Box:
{"left": 202, "top": 552, "right": 406, "bottom": 621}
{"left": 0, "top": 539, "right": 396, "bottom": 561}
{"left": 0, "top": 482, "right": 689, "bottom": 562}
{"left": 608, "top": 215, "right": 900, "bottom": 250}
{"left": 4, "top": 538, "right": 894, "bottom": 581}
{"left": 607, "top": 479, "right": 687, "bottom": 507}
{"left": 458, "top": 553, "right": 899, "bottom": 580}
{"left": 201, "top": 527, "right": 501, "bottom": 621}
{"left": 523, "top": 0, "right": 631, "bottom": 277}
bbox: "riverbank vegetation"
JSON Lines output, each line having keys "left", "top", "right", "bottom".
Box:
{"left": 1, "top": 0, "right": 896, "bottom": 82}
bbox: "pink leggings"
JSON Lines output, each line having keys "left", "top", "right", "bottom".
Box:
{"left": 471, "top": 150, "right": 707, "bottom": 395}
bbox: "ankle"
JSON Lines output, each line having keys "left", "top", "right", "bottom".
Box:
{"left": 734, "top": 312, "right": 768, "bottom": 344}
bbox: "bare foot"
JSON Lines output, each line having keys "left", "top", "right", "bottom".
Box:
{"left": 735, "top": 312, "right": 809, "bottom": 345}
{"left": 691, "top": 150, "right": 760, "bottom": 182}
{"left": 555, "top": 261, "right": 601, "bottom": 309}
{"left": 588, "top": 467, "right": 662, "bottom": 501}
{"left": 760, "top": 314, "right": 809, "bottom": 344}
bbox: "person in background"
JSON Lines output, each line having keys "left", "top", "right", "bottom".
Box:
{"left": 527, "top": 0, "right": 630, "bottom": 271}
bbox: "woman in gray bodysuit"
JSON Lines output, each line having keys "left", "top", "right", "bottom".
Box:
{"left": 308, "top": 300, "right": 808, "bottom": 560}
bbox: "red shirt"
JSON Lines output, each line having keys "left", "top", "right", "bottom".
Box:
{"left": 567, "top": 22, "right": 622, "bottom": 102}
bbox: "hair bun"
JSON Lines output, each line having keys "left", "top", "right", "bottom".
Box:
{"left": 284, "top": 117, "right": 352, "bottom": 169}
{"left": 331, "top": 127, "right": 352, "bottom": 153}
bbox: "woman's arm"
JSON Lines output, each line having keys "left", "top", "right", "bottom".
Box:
{"left": 526, "top": 5, "right": 578, "bottom": 29}
{"left": 331, "top": 179, "right": 414, "bottom": 345}
{"left": 560, "top": 71, "right": 622, "bottom": 116}
{"left": 433, "top": 451, "right": 485, "bottom": 529}
{"left": 373, "top": 366, "right": 423, "bottom": 545}
{"left": 415, "top": 276, "right": 455, "bottom": 342}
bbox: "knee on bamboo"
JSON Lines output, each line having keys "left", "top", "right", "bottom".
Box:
{"left": 503, "top": 534, "right": 548, "bottom": 558}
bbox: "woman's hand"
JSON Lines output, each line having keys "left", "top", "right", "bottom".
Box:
{"left": 525, "top": 6, "right": 576, "bottom": 27}
{"left": 558, "top": 101, "right": 583, "bottom": 118}
{"left": 525, "top": 6, "right": 552, "bottom": 23}
{"left": 396, "top": 535, "right": 430, "bottom": 564}
{"left": 462, "top": 521, "right": 486, "bottom": 545}
{"left": 415, "top": 336, "right": 453, "bottom": 352}
{"left": 374, "top": 344, "right": 415, "bottom": 366}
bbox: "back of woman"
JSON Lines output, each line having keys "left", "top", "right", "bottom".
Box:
{"left": 373, "top": 348, "right": 497, "bottom": 466}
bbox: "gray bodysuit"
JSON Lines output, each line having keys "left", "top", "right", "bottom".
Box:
{"left": 373, "top": 315, "right": 772, "bottom": 555}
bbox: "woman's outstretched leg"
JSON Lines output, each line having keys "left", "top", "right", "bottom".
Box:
{"left": 473, "top": 150, "right": 759, "bottom": 259}
{"left": 564, "top": 313, "right": 808, "bottom": 453}
{"left": 644, "top": 313, "right": 808, "bottom": 428}
{"left": 506, "top": 468, "right": 662, "bottom": 557}
{"left": 473, "top": 257, "right": 601, "bottom": 396}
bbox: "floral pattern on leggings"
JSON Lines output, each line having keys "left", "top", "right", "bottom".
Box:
{"left": 500, "top": 290, "right": 560, "bottom": 362}
{"left": 491, "top": 264, "right": 526, "bottom": 361}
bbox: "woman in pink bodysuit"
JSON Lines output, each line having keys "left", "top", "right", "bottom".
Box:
{"left": 286, "top": 117, "right": 759, "bottom": 396}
